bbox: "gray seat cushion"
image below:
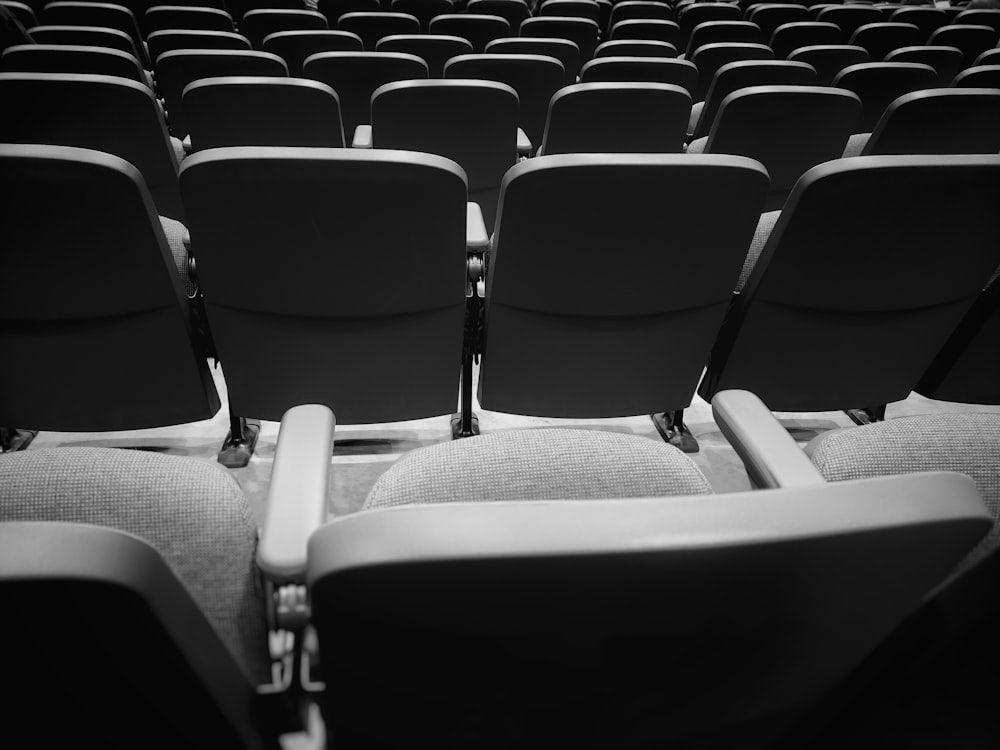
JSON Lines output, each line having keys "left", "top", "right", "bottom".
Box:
{"left": 806, "top": 413, "right": 1000, "bottom": 581}
{"left": 0, "top": 447, "right": 271, "bottom": 683}
{"left": 364, "top": 427, "right": 713, "bottom": 509}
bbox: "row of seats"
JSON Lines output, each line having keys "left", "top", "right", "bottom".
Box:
{"left": 5, "top": 68, "right": 999, "bottom": 225}
{"left": 2, "top": 144, "right": 997, "bottom": 461}
{"left": 3, "top": 391, "right": 999, "bottom": 747}
{"left": 6, "top": 0, "right": 999, "bottom": 65}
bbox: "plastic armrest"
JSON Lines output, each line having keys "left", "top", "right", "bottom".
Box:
{"left": 257, "top": 404, "right": 336, "bottom": 583}
{"left": 352, "top": 124, "right": 373, "bottom": 148}
{"left": 516, "top": 127, "right": 532, "bottom": 156}
{"left": 467, "top": 202, "right": 489, "bottom": 253}
{"left": 711, "top": 389, "right": 825, "bottom": 489}
{"left": 182, "top": 134, "right": 193, "bottom": 153}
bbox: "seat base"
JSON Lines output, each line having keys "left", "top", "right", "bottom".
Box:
{"left": 0, "top": 428, "right": 38, "bottom": 453}
{"left": 218, "top": 418, "right": 261, "bottom": 468}
{"left": 651, "top": 409, "right": 699, "bottom": 453}
{"left": 451, "top": 411, "right": 480, "bottom": 439}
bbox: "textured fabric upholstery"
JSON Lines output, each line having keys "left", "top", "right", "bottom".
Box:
{"left": 688, "top": 99, "right": 704, "bottom": 131}
{"left": 363, "top": 428, "right": 713, "bottom": 509}
{"left": 158, "top": 215, "right": 194, "bottom": 297}
{"left": 687, "top": 136, "right": 707, "bottom": 153}
{"left": 842, "top": 132, "right": 870, "bottom": 157}
{"left": 0, "top": 448, "right": 271, "bottom": 684}
{"left": 169, "top": 135, "right": 185, "bottom": 164}
{"left": 806, "top": 413, "right": 1000, "bottom": 580}
{"left": 736, "top": 209, "right": 780, "bottom": 293}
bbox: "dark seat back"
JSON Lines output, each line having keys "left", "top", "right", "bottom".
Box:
{"left": 0, "top": 72, "right": 183, "bottom": 219}
{"left": 863, "top": 88, "right": 1000, "bottom": 156}
{"left": 705, "top": 85, "right": 861, "bottom": 210}
{"left": 540, "top": 81, "right": 691, "bottom": 155}
{"left": 156, "top": 49, "right": 288, "bottom": 137}
{"left": 698, "top": 155, "right": 1000, "bottom": 411}
{"left": 371, "top": 78, "right": 518, "bottom": 231}
{"left": 479, "top": 154, "right": 769, "bottom": 417}
{"left": 0, "top": 144, "right": 220, "bottom": 430}
{"left": 184, "top": 76, "right": 345, "bottom": 149}
{"left": 178, "top": 147, "right": 468, "bottom": 423}
{"left": 832, "top": 61, "right": 938, "bottom": 131}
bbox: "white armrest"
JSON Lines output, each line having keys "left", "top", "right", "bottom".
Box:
{"left": 711, "top": 389, "right": 825, "bottom": 489}
{"left": 257, "top": 404, "right": 336, "bottom": 583}
{"left": 466, "top": 202, "right": 490, "bottom": 253}
{"left": 352, "top": 124, "right": 373, "bottom": 149}
{"left": 516, "top": 127, "right": 532, "bottom": 157}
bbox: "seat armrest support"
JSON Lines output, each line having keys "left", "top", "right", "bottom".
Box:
{"left": 467, "top": 202, "right": 490, "bottom": 254}
{"left": 712, "top": 389, "right": 825, "bottom": 489}
{"left": 516, "top": 127, "right": 532, "bottom": 157}
{"left": 352, "top": 124, "right": 373, "bottom": 148}
{"left": 258, "top": 404, "right": 336, "bottom": 584}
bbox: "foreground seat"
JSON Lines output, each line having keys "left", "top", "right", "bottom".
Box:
{"left": 717, "top": 392, "right": 1000, "bottom": 747}
{"left": 178, "top": 147, "right": 469, "bottom": 465}
{"left": 184, "top": 76, "right": 346, "bottom": 149}
{"left": 698, "top": 155, "right": 1000, "bottom": 413}
{"left": 472, "top": 154, "right": 769, "bottom": 443}
{"left": 0, "top": 144, "right": 220, "bottom": 434}
{"left": 292, "top": 392, "right": 991, "bottom": 750}
{"left": 0, "top": 404, "right": 333, "bottom": 748}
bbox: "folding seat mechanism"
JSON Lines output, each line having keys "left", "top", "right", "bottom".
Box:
{"left": 651, "top": 410, "right": 700, "bottom": 454}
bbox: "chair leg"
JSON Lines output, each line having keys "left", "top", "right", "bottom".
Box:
{"left": 845, "top": 404, "right": 887, "bottom": 426}
{"left": 651, "top": 409, "right": 700, "bottom": 453}
{"left": 451, "top": 346, "right": 480, "bottom": 439}
{"left": 218, "top": 411, "right": 260, "bottom": 468}
{"left": 0, "top": 427, "right": 37, "bottom": 452}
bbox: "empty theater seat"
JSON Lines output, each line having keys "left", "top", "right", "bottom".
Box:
{"left": 0, "top": 72, "right": 185, "bottom": 220}
{"left": 0, "top": 144, "right": 220, "bottom": 432}
{"left": 302, "top": 50, "right": 427, "bottom": 137}
{"left": 183, "top": 76, "right": 346, "bottom": 149}
{"left": 538, "top": 81, "right": 691, "bottom": 155}
{"left": 716, "top": 391, "right": 1000, "bottom": 747}
{"left": 688, "top": 85, "right": 860, "bottom": 211}
{"left": 362, "top": 78, "right": 518, "bottom": 232}
{"left": 40, "top": 1, "right": 147, "bottom": 65}
{"left": 1, "top": 42, "right": 147, "bottom": 83}
{"left": 579, "top": 55, "right": 698, "bottom": 95}
{"left": 0, "top": 403, "right": 334, "bottom": 748}
{"left": 178, "top": 147, "right": 469, "bottom": 465}
{"left": 27, "top": 23, "right": 142, "bottom": 59}
{"left": 147, "top": 30, "right": 251, "bottom": 68}
{"left": 472, "top": 153, "right": 768, "bottom": 426}
{"left": 428, "top": 12, "right": 510, "bottom": 53}
{"left": 831, "top": 61, "right": 938, "bottom": 132}
{"left": 486, "top": 35, "right": 582, "bottom": 84}
{"left": 884, "top": 44, "right": 964, "bottom": 87}
{"left": 377, "top": 33, "right": 473, "bottom": 78}
{"left": 155, "top": 49, "right": 288, "bottom": 138}
{"left": 786, "top": 44, "right": 868, "bottom": 86}
{"left": 688, "top": 41, "right": 774, "bottom": 101}
{"left": 290, "top": 392, "right": 990, "bottom": 750}
{"left": 239, "top": 9, "right": 328, "bottom": 49}
{"left": 444, "top": 52, "right": 564, "bottom": 151}
{"left": 262, "top": 29, "right": 363, "bottom": 76}
{"left": 143, "top": 4, "right": 236, "bottom": 35}
{"left": 841, "top": 88, "right": 1000, "bottom": 157}
{"left": 697, "top": 155, "right": 1000, "bottom": 413}
{"left": 689, "top": 59, "right": 817, "bottom": 139}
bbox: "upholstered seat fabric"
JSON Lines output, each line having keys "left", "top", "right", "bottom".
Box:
{"left": 806, "top": 413, "right": 1000, "bottom": 578}
{"left": 158, "top": 215, "right": 194, "bottom": 297}
{"left": 364, "top": 428, "right": 713, "bottom": 509}
{"left": 0, "top": 448, "right": 271, "bottom": 683}
{"left": 737, "top": 209, "right": 780, "bottom": 293}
